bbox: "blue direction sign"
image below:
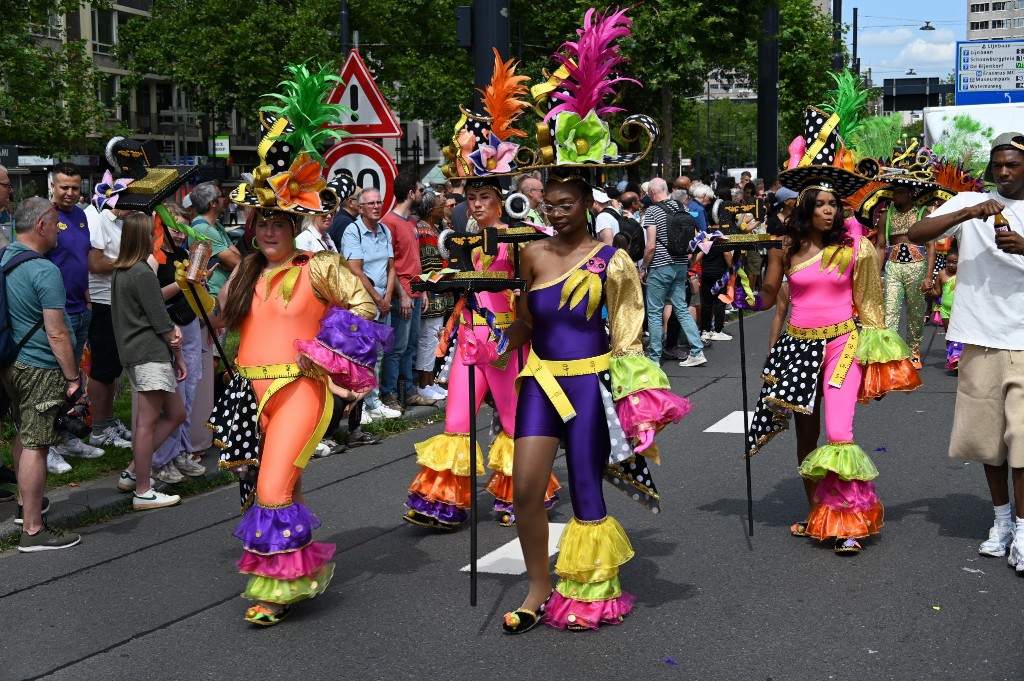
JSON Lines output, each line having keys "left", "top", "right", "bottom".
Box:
{"left": 956, "top": 39, "right": 1024, "bottom": 105}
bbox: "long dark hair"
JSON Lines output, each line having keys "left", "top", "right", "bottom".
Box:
{"left": 785, "top": 188, "right": 848, "bottom": 262}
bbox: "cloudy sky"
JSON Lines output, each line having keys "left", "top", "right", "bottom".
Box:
{"left": 840, "top": 0, "right": 965, "bottom": 80}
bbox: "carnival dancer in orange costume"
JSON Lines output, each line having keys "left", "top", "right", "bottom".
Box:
{"left": 208, "top": 63, "right": 390, "bottom": 626}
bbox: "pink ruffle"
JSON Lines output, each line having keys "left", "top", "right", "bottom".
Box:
{"left": 294, "top": 340, "right": 378, "bottom": 392}
{"left": 812, "top": 472, "right": 879, "bottom": 513}
{"left": 615, "top": 388, "right": 692, "bottom": 438}
{"left": 544, "top": 590, "right": 637, "bottom": 630}
{"left": 236, "top": 541, "right": 336, "bottom": 581}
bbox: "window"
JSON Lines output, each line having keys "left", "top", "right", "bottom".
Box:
{"left": 992, "top": 19, "right": 1006, "bottom": 28}
{"left": 992, "top": 1, "right": 1007, "bottom": 8}
{"left": 30, "top": 10, "right": 62, "bottom": 39}
{"left": 98, "top": 74, "right": 120, "bottom": 118}
{"left": 1016, "top": 17, "right": 1024, "bottom": 27}
{"left": 970, "top": 2, "right": 990, "bottom": 10}
{"left": 970, "top": 21, "right": 991, "bottom": 29}
{"left": 92, "top": 8, "right": 116, "bottom": 55}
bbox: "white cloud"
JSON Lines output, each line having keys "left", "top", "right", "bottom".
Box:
{"left": 886, "top": 39, "right": 957, "bottom": 70}
{"left": 859, "top": 27, "right": 955, "bottom": 48}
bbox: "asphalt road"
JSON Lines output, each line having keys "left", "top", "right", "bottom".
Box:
{"left": 1, "top": 311, "right": 1020, "bottom": 681}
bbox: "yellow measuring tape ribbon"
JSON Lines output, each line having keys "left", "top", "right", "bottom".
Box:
{"left": 800, "top": 112, "right": 841, "bottom": 167}
{"left": 785, "top": 319, "right": 859, "bottom": 388}
{"left": 236, "top": 363, "right": 333, "bottom": 469}
{"left": 472, "top": 311, "right": 515, "bottom": 327}
{"left": 517, "top": 353, "right": 611, "bottom": 422}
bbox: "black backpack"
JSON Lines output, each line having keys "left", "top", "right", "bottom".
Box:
{"left": 657, "top": 201, "right": 697, "bottom": 259}
{"left": 0, "top": 247, "right": 44, "bottom": 368}
{"left": 600, "top": 207, "right": 645, "bottom": 261}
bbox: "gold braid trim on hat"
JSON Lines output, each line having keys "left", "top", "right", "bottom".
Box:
{"left": 798, "top": 183, "right": 837, "bottom": 201}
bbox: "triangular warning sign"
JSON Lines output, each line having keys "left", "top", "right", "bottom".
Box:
{"left": 325, "top": 49, "right": 402, "bottom": 138}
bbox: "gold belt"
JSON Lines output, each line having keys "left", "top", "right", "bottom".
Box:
{"left": 235, "top": 363, "right": 332, "bottom": 469}
{"left": 517, "top": 352, "right": 611, "bottom": 422}
{"left": 785, "top": 319, "right": 858, "bottom": 388}
{"left": 470, "top": 311, "right": 515, "bottom": 328}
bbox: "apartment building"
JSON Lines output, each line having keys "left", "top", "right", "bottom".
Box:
{"left": 967, "top": 1, "right": 1024, "bottom": 40}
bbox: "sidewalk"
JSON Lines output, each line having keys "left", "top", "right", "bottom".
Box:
{"left": 0, "top": 401, "right": 443, "bottom": 546}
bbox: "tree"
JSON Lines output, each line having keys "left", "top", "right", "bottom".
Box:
{"left": 0, "top": 0, "right": 118, "bottom": 156}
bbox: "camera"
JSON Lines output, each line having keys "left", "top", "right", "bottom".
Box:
{"left": 55, "top": 399, "right": 92, "bottom": 440}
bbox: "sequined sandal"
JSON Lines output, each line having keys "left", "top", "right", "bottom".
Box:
{"left": 403, "top": 509, "right": 457, "bottom": 532}
{"left": 834, "top": 537, "right": 862, "bottom": 555}
{"left": 244, "top": 604, "right": 291, "bottom": 626}
{"left": 790, "top": 521, "right": 809, "bottom": 537}
{"left": 502, "top": 594, "right": 551, "bottom": 635}
{"left": 499, "top": 511, "right": 516, "bottom": 527}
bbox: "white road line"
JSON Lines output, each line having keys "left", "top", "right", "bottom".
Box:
{"left": 705, "top": 411, "right": 755, "bottom": 433}
{"left": 461, "top": 522, "right": 567, "bottom": 575}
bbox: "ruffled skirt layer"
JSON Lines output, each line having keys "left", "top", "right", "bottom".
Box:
{"left": 233, "top": 501, "right": 336, "bottom": 604}
{"left": 799, "top": 443, "right": 884, "bottom": 540}
{"left": 405, "top": 432, "right": 484, "bottom": 526}
{"left": 546, "top": 516, "right": 635, "bottom": 630}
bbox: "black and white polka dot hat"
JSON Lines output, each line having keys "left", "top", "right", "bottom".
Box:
{"left": 778, "top": 106, "right": 871, "bottom": 200}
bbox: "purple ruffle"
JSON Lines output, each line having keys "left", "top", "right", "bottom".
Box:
{"left": 544, "top": 590, "right": 636, "bottom": 630}
{"left": 311, "top": 307, "right": 394, "bottom": 367}
{"left": 232, "top": 501, "right": 321, "bottom": 554}
{"left": 405, "top": 493, "right": 468, "bottom": 526}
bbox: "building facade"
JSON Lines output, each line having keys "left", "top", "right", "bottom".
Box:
{"left": 967, "top": 1, "right": 1024, "bottom": 40}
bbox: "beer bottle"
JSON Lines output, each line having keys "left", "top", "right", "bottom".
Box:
{"left": 994, "top": 212, "right": 1011, "bottom": 233}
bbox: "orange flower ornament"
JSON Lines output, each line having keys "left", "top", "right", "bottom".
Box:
{"left": 267, "top": 152, "right": 327, "bottom": 211}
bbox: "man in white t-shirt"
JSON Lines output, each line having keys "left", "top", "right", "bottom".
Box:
{"left": 592, "top": 188, "right": 619, "bottom": 245}
{"left": 909, "top": 132, "right": 1024, "bottom": 569}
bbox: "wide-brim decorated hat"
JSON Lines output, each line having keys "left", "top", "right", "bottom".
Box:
{"left": 95, "top": 136, "right": 198, "bottom": 213}
{"left": 230, "top": 62, "right": 351, "bottom": 217}
{"left": 778, "top": 105, "right": 872, "bottom": 200}
{"left": 441, "top": 6, "right": 657, "bottom": 186}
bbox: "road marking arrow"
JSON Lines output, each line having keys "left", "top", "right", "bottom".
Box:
{"left": 461, "top": 523, "right": 566, "bottom": 575}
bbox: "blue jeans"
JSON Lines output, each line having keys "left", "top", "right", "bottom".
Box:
{"left": 645, "top": 264, "right": 702, "bottom": 362}
{"left": 68, "top": 309, "right": 92, "bottom": 366}
{"left": 400, "top": 297, "right": 421, "bottom": 392}
{"left": 381, "top": 298, "right": 414, "bottom": 398}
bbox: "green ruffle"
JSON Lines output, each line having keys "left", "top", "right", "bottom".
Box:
{"left": 856, "top": 328, "right": 912, "bottom": 365}
{"left": 242, "top": 563, "right": 335, "bottom": 604}
{"left": 798, "top": 442, "right": 879, "bottom": 482}
{"left": 611, "top": 354, "right": 671, "bottom": 399}
{"left": 555, "top": 576, "right": 622, "bottom": 603}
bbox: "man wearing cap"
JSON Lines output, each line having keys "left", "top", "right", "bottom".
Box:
{"left": 592, "top": 188, "right": 618, "bottom": 245}
{"left": 909, "top": 132, "right": 1024, "bottom": 569}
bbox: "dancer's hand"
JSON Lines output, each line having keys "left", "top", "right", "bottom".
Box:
{"left": 633, "top": 429, "right": 655, "bottom": 453}
{"left": 459, "top": 334, "right": 498, "bottom": 365}
{"left": 295, "top": 353, "right": 318, "bottom": 374}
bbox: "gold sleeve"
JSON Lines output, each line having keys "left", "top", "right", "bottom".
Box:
{"left": 852, "top": 236, "right": 885, "bottom": 330}
{"left": 308, "top": 251, "right": 378, "bottom": 320}
{"left": 605, "top": 248, "right": 646, "bottom": 357}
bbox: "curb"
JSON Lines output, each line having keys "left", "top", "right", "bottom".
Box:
{"left": 1, "top": 400, "right": 446, "bottom": 547}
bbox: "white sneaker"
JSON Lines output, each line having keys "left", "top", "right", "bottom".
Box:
{"left": 426, "top": 384, "right": 448, "bottom": 399}
{"left": 46, "top": 450, "right": 72, "bottom": 474}
{"left": 312, "top": 442, "right": 332, "bottom": 458}
{"left": 1008, "top": 534, "right": 1024, "bottom": 572}
{"left": 366, "top": 404, "right": 402, "bottom": 420}
{"left": 419, "top": 387, "right": 441, "bottom": 400}
{"left": 133, "top": 489, "right": 181, "bottom": 510}
{"left": 116, "top": 470, "right": 157, "bottom": 492}
{"left": 57, "top": 437, "right": 105, "bottom": 459}
{"left": 709, "top": 331, "right": 733, "bottom": 341}
{"left": 114, "top": 420, "right": 133, "bottom": 440}
{"left": 700, "top": 330, "right": 713, "bottom": 342}
{"left": 979, "top": 522, "right": 1014, "bottom": 557}
{"left": 155, "top": 462, "right": 185, "bottom": 484}
{"left": 679, "top": 352, "right": 708, "bottom": 368}
{"left": 89, "top": 426, "right": 132, "bottom": 449}
{"left": 360, "top": 409, "right": 373, "bottom": 425}
{"left": 173, "top": 453, "right": 207, "bottom": 477}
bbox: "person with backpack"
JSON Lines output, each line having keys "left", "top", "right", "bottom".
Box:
{"left": 1, "top": 197, "right": 85, "bottom": 552}
{"left": 639, "top": 178, "right": 705, "bottom": 366}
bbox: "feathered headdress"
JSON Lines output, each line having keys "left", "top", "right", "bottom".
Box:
{"left": 478, "top": 48, "right": 530, "bottom": 140}
{"left": 231, "top": 61, "right": 352, "bottom": 216}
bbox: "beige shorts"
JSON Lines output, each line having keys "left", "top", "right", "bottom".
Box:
{"left": 949, "top": 344, "right": 1024, "bottom": 468}
{"left": 0, "top": 362, "right": 67, "bottom": 449}
{"left": 125, "top": 361, "right": 177, "bottom": 393}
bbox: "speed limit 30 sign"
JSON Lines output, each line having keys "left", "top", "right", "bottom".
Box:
{"left": 322, "top": 139, "right": 399, "bottom": 213}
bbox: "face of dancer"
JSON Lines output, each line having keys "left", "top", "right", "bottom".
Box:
{"left": 466, "top": 186, "right": 501, "bottom": 226}
{"left": 991, "top": 149, "right": 1024, "bottom": 200}
{"left": 945, "top": 253, "right": 958, "bottom": 276}
{"left": 811, "top": 191, "right": 838, "bottom": 233}
{"left": 255, "top": 214, "right": 297, "bottom": 264}
{"left": 892, "top": 186, "right": 913, "bottom": 211}
{"left": 542, "top": 182, "right": 589, "bottom": 236}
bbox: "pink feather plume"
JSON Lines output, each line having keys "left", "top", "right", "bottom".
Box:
{"left": 787, "top": 135, "right": 807, "bottom": 169}
{"left": 544, "top": 6, "right": 640, "bottom": 123}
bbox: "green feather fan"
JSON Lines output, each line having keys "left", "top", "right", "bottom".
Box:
{"left": 261, "top": 61, "right": 351, "bottom": 166}
{"left": 848, "top": 114, "right": 905, "bottom": 162}
{"left": 819, "top": 69, "right": 873, "bottom": 150}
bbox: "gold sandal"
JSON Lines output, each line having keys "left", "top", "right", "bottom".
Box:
{"left": 244, "top": 604, "right": 291, "bottom": 626}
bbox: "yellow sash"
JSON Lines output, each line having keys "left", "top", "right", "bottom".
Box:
{"left": 785, "top": 319, "right": 859, "bottom": 388}
{"left": 517, "top": 353, "right": 611, "bottom": 422}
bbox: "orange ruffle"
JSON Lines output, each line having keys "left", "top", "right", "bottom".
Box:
{"left": 484, "top": 471, "right": 561, "bottom": 504}
{"left": 408, "top": 467, "right": 473, "bottom": 509}
{"left": 805, "top": 501, "right": 884, "bottom": 540}
{"left": 859, "top": 359, "right": 922, "bottom": 403}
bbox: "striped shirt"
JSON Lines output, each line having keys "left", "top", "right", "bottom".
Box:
{"left": 642, "top": 199, "right": 687, "bottom": 269}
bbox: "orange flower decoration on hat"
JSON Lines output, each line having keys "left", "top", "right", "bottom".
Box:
{"left": 267, "top": 152, "right": 326, "bottom": 211}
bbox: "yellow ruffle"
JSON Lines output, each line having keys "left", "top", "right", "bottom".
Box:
{"left": 486, "top": 431, "right": 514, "bottom": 475}
{"left": 414, "top": 432, "right": 484, "bottom": 476}
{"left": 554, "top": 516, "right": 634, "bottom": 584}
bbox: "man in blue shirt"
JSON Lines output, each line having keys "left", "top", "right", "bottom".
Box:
{"left": 1, "top": 197, "right": 84, "bottom": 552}
{"left": 188, "top": 182, "right": 239, "bottom": 296}
{"left": 46, "top": 162, "right": 104, "bottom": 470}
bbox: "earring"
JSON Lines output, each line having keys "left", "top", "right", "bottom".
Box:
{"left": 251, "top": 236, "right": 260, "bottom": 250}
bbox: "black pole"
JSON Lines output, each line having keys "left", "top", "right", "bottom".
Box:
{"left": 471, "top": 0, "right": 510, "bottom": 110}
{"left": 852, "top": 7, "right": 859, "bottom": 75}
{"left": 706, "top": 79, "right": 712, "bottom": 182}
{"left": 339, "top": 0, "right": 350, "bottom": 55}
{"left": 832, "top": 0, "right": 844, "bottom": 71}
{"left": 695, "top": 110, "right": 701, "bottom": 177}
{"left": 756, "top": 5, "right": 779, "bottom": 183}
{"left": 735, "top": 250, "right": 753, "bottom": 537}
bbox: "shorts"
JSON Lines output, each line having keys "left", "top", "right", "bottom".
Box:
{"left": 0, "top": 362, "right": 67, "bottom": 449}
{"left": 416, "top": 316, "right": 444, "bottom": 372}
{"left": 125, "top": 361, "right": 177, "bottom": 393}
{"left": 88, "top": 303, "right": 123, "bottom": 383}
{"left": 949, "top": 344, "right": 1024, "bottom": 468}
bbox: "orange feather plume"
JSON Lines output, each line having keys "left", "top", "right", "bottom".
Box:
{"left": 932, "top": 160, "right": 985, "bottom": 194}
{"left": 477, "top": 48, "right": 530, "bottom": 141}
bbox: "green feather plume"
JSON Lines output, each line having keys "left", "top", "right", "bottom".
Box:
{"left": 819, "top": 69, "right": 873, "bottom": 149}
{"left": 261, "top": 61, "right": 351, "bottom": 166}
{"left": 848, "top": 114, "right": 904, "bottom": 162}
